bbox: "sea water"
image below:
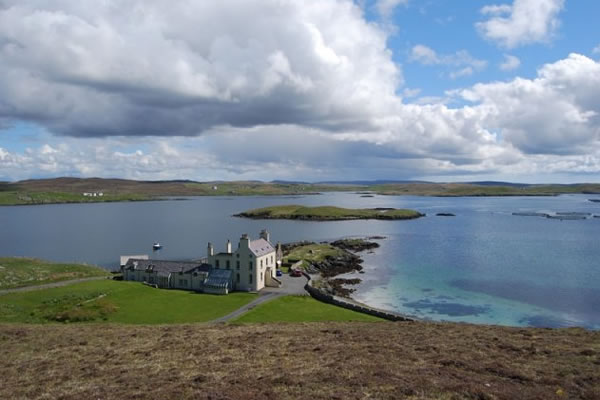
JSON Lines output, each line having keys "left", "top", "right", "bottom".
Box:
{"left": 1, "top": 192, "right": 599, "bottom": 328}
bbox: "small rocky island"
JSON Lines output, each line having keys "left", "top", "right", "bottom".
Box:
{"left": 234, "top": 205, "right": 424, "bottom": 221}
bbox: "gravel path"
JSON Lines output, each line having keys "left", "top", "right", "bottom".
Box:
{"left": 212, "top": 292, "right": 285, "bottom": 323}
{"left": 0, "top": 276, "right": 110, "bottom": 296}
{"left": 213, "top": 274, "right": 310, "bottom": 322}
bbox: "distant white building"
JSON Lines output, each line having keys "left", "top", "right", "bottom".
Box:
{"left": 121, "top": 230, "right": 281, "bottom": 294}
{"left": 83, "top": 191, "right": 104, "bottom": 197}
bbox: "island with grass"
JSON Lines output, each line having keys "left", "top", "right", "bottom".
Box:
{"left": 234, "top": 205, "right": 424, "bottom": 221}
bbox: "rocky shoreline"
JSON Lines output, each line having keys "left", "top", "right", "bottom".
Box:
{"left": 282, "top": 237, "right": 383, "bottom": 298}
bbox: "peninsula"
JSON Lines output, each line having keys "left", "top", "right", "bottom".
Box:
{"left": 234, "top": 205, "right": 424, "bottom": 221}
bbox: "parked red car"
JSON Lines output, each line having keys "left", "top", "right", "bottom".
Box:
{"left": 290, "top": 269, "right": 302, "bottom": 277}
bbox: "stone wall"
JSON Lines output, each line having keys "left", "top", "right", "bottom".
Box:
{"left": 303, "top": 274, "right": 413, "bottom": 322}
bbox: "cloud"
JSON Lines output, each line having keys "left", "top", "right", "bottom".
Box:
{"left": 461, "top": 54, "right": 600, "bottom": 155}
{"left": 500, "top": 54, "right": 521, "bottom": 71}
{"left": 0, "top": 0, "right": 401, "bottom": 137}
{"left": 402, "top": 88, "right": 421, "bottom": 98}
{"left": 375, "top": 0, "right": 409, "bottom": 19}
{"left": 410, "top": 45, "right": 487, "bottom": 78}
{"left": 0, "top": 1, "right": 599, "bottom": 182}
{"left": 449, "top": 67, "right": 474, "bottom": 79}
{"left": 594, "top": 44, "right": 600, "bottom": 55}
{"left": 409, "top": 44, "right": 440, "bottom": 65}
{"left": 476, "top": 0, "right": 565, "bottom": 48}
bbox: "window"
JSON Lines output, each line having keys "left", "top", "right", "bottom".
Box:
{"left": 260, "top": 259, "right": 263, "bottom": 267}
{"left": 215, "top": 260, "right": 220, "bottom": 268}
{"left": 226, "top": 260, "right": 230, "bottom": 269}
{"left": 271, "top": 256, "right": 273, "bottom": 264}
{"left": 249, "top": 262, "right": 253, "bottom": 271}
{"left": 236, "top": 261, "right": 240, "bottom": 270}
{"left": 249, "top": 274, "right": 253, "bottom": 284}
{"left": 260, "top": 272, "right": 263, "bottom": 282}
{"left": 236, "top": 253, "right": 239, "bottom": 258}
{"left": 236, "top": 273, "right": 240, "bottom": 283}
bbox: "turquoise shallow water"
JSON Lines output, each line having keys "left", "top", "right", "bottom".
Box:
{"left": 1, "top": 192, "right": 599, "bottom": 328}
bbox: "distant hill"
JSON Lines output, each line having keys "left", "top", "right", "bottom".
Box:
{"left": 466, "top": 181, "right": 531, "bottom": 188}
{"left": 1, "top": 177, "right": 599, "bottom": 206}
{"left": 316, "top": 179, "right": 433, "bottom": 185}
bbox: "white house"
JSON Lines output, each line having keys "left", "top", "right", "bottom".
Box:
{"left": 121, "top": 230, "right": 281, "bottom": 294}
{"left": 207, "top": 229, "right": 280, "bottom": 292}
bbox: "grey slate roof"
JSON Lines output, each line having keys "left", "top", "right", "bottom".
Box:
{"left": 125, "top": 258, "right": 210, "bottom": 274}
{"left": 248, "top": 238, "right": 275, "bottom": 257}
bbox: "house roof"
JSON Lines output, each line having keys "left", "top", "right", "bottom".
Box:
{"left": 120, "top": 254, "right": 148, "bottom": 266}
{"left": 249, "top": 238, "right": 275, "bottom": 257}
{"left": 205, "top": 269, "right": 233, "bottom": 289}
{"left": 125, "top": 258, "right": 210, "bottom": 274}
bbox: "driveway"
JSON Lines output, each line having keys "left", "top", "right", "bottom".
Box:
{"left": 261, "top": 273, "right": 309, "bottom": 295}
{"left": 213, "top": 273, "right": 311, "bottom": 322}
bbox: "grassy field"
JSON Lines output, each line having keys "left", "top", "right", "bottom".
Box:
{"left": 2, "top": 178, "right": 600, "bottom": 205}
{"left": 233, "top": 295, "right": 382, "bottom": 323}
{"left": 282, "top": 243, "right": 344, "bottom": 267}
{"left": 0, "top": 178, "right": 362, "bottom": 205}
{"left": 0, "top": 280, "right": 258, "bottom": 324}
{"left": 1, "top": 322, "right": 598, "bottom": 399}
{"left": 0, "top": 257, "right": 110, "bottom": 289}
{"left": 370, "top": 182, "right": 600, "bottom": 196}
{"left": 0, "top": 191, "right": 150, "bottom": 205}
{"left": 235, "top": 205, "right": 424, "bottom": 220}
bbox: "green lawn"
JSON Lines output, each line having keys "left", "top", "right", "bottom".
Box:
{"left": 0, "top": 280, "right": 258, "bottom": 324}
{"left": 0, "top": 257, "right": 111, "bottom": 289}
{"left": 232, "top": 295, "right": 383, "bottom": 323}
{"left": 282, "top": 243, "right": 344, "bottom": 266}
{"left": 236, "top": 205, "right": 423, "bottom": 220}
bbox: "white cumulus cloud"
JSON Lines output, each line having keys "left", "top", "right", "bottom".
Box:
{"left": 461, "top": 54, "right": 600, "bottom": 155}
{"left": 0, "top": 1, "right": 599, "bottom": 182}
{"left": 476, "top": 0, "right": 565, "bottom": 48}
{"left": 0, "top": 0, "right": 401, "bottom": 137}
{"left": 500, "top": 54, "right": 521, "bottom": 71}
{"left": 375, "top": 0, "right": 409, "bottom": 19}
{"left": 410, "top": 45, "right": 487, "bottom": 79}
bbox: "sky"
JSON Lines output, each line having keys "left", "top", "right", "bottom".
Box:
{"left": 0, "top": 0, "right": 599, "bottom": 183}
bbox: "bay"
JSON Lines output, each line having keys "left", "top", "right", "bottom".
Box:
{"left": 1, "top": 192, "right": 599, "bottom": 328}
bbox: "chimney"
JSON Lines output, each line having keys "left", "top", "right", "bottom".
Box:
{"left": 226, "top": 239, "right": 232, "bottom": 254}
{"left": 239, "top": 233, "right": 249, "bottom": 250}
{"left": 260, "top": 229, "right": 270, "bottom": 243}
{"left": 207, "top": 242, "right": 214, "bottom": 257}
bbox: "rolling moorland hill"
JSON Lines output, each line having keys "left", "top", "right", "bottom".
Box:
{"left": 1, "top": 322, "right": 598, "bottom": 400}
{"left": 1, "top": 177, "right": 600, "bottom": 205}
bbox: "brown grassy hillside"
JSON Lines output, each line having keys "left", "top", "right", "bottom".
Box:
{"left": 1, "top": 322, "right": 598, "bottom": 399}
